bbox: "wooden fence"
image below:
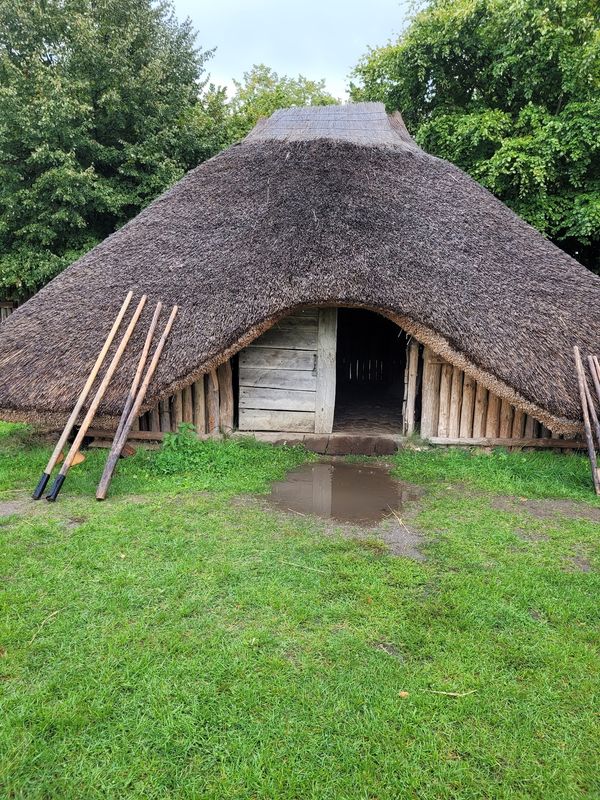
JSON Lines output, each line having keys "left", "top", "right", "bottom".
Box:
{"left": 0, "top": 302, "right": 15, "bottom": 323}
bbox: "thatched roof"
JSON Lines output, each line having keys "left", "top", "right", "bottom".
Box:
{"left": 0, "top": 102, "right": 598, "bottom": 433}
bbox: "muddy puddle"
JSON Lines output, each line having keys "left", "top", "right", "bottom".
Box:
{"left": 268, "top": 460, "right": 420, "bottom": 527}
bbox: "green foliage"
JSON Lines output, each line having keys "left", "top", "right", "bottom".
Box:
{"left": 0, "top": 0, "right": 213, "bottom": 299}
{"left": 151, "top": 424, "right": 312, "bottom": 492}
{"left": 351, "top": 0, "right": 600, "bottom": 272}
{"left": 225, "top": 64, "right": 339, "bottom": 141}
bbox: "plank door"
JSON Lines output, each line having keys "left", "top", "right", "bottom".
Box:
{"left": 238, "top": 308, "right": 337, "bottom": 433}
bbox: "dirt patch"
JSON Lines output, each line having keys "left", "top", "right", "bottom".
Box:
{"left": 564, "top": 552, "right": 593, "bottom": 573}
{"left": 0, "top": 499, "right": 31, "bottom": 518}
{"left": 373, "top": 641, "right": 404, "bottom": 660}
{"left": 491, "top": 496, "right": 600, "bottom": 523}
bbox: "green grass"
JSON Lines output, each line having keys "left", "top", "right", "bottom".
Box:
{"left": 1, "top": 429, "right": 599, "bottom": 799}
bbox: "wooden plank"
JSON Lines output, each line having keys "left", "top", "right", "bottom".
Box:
{"left": 472, "top": 383, "right": 488, "bottom": 438}
{"left": 524, "top": 414, "right": 536, "bottom": 438}
{"left": 240, "top": 367, "right": 317, "bottom": 391}
{"left": 420, "top": 347, "right": 441, "bottom": 438}
{"left": 448, "top": 366, "right": 464, "bottom": 438}
{"left": 437, "top": 363, "right": 453, "bottom": 438}
{"left": 240, "top": 386, "right": 316, "bottom": 411}
{"left": 238, "top": 409, "right": 315, "bottom": 433}
{"left": 217, "top": 360, "right": 234, "bottom": 433}
{"left": 499, "top": 399, "right": 514, "bottom": 438}
{"left": 485, "top": 393, "right": 501, "bottom": 438}
{"left": 250, "top": 327, "right": 318, "bottom": 350}
{"left": 193, "top": 378, "right": 206, "bottom": 434}
{"left": 239, "top": 347, "right": 316, "bottom": 370}
{"left": 272, "top": 316, "right": 319, "bottom": 331}
{"left": 402, "top": 339, "right": 419, "bottom": 435}
{"left": 89, "top": 428, "right": 165, "bottom": 441}
{"left": 429, "top": 437, "right": 585, "bottom": 449}
{"left": 131, "top": 415, "right": 140, "bottom": 432}
{"left": 159, "top": 399, "right": 170, "bottom": 432}
{"left": 149, "top": 405, "right": 161, "bottom": 432}
{"left": 171, "top": 391, "right": 183, "bottom": 432}
{"left": 207, "top": 369, "right": 220, "bottom": 436}
{"left": 511, "top": 408, "right": 525, "bottom": 439}
{"left": 182, "top": 386, "right": 194, "bottom": 423}
{"left": 315, "top": 308, "right": 337, "bottom": 434}
{"left": 459, "top": 375, "right": 476, "bottom": 438}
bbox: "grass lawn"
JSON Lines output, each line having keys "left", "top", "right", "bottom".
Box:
{"left": 1, "top": 423, "right": 599, "bottom": 799}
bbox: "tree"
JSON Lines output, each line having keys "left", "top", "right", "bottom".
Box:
{"left": 351, "top": 0, "right": 600, "bottom": 273}
{"left": 0, "top": 0, "right": 212, "bottom": 300}
{"left": 226, "top": 64, "right": 339, "bottom": 141}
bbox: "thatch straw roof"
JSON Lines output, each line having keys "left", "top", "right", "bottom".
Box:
{"left": 0, "top": 102, "right": 598, "bottom": 433}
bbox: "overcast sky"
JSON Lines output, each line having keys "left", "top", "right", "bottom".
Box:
{"left": 173, "top": 0, "right": 409, "bottom": 99}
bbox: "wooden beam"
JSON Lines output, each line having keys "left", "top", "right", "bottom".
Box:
{"left": 485, "top": 393, "right": 501, "bottom": 438}
{"left": 149, "top": 405, "right": 161, "bottom": 433}
{"left": 193, "top": 378, "right": 206, "bottom": 434}
{"left": 207, "top": 369, "right": 220, "bottom": 436}
{"left": 429, "top": 436, "right": 585, "bottom": 449}
{"left": 499, "top": 399, "right": 514, "bottom": 439}
{"left": 448, "top": 366, "right": 464, "bottom": 438}
{"left": 182, "top": 386, "right": 194, "bottom": 423}
{"left": 402, "top": 339, "right": 419, "bottom": 435}
{"left": 458, "top": 374, "right": 476, "bottom": 438}
{"left": 472, "top": 383, "right": 488, "bottom": 438}
{"left": 171, "top": 390, "right": 183, "bottom": 432}
{"left": 217, "top": 360, "right": 234, "bottom": 433}
{"left": 420, "top": 347, "right": 442, "bottom": 438}
{"left": 315, "top": 308, "right": 337, "bottom": 434}
{"left": 437, "top": 362, "right": 453, "bottom": 438}
{"left": 159, "top": 399, "right": 170, "bottom": 432}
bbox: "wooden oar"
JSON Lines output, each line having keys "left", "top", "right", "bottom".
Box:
{"left": 46, "top": 294, "right": 147, "bottom": 501}
{"left": 574, "top": 346, "right": 600, "bottom": 495}
{"left": 96, "top": 305, "right": 178, "bottom": 500}
{"left": 32, "top": 291, "right": 133, "bottom": 500}
{"left": 112, "top": 301, "right": 162, "bottom": 446}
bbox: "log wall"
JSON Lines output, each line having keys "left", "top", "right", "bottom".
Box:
{"left": 414, "top": 345, "right": 569, "bottom": 446}
{"left": 137, "top": 366, "right": 233, "bottom": 437}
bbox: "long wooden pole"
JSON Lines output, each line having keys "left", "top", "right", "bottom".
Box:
{"left": 573, "top": 346, "right": 600, "bottom": 495}
{"left": 32, "top": 291, "right": 133, "bottom": 499}
{"left": 96, "top": 305, "right": 178, "bottom": 500}
{"left": 46, "top": 294, "right": 147, "bottom": 501}
{"left": 112, "top": 302, "right": 162, "bottom": 446}
{"left": 588, "top": 355, "right": 600, "bottom": 408}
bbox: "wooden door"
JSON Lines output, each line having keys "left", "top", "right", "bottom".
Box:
{"left": 238, "top": 307, "right": 337, "bottom": 433}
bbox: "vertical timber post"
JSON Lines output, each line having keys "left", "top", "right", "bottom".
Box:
{"left": 315, "top": 308, "right": 337, "bottom": 434}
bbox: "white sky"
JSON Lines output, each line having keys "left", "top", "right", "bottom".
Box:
{"left": 172, "top": 0, "right": 410, "bottom": 99}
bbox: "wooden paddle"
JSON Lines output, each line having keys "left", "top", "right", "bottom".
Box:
{"left": 46, "top": 294, "right": 147, "bottom": 501}
{"left": 32, "top": 291, "right": 133, "bottom": 500}
{"left": 96, "top": 305, "right": 178, "bottom": 500}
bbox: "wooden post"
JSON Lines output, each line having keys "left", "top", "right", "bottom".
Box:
{"left": 511, "top": 408, "right": 525, "bottom": 439}
{"left": 402, "top": 339, "right": 419, "bottom": 435}
{"left": 437, "top": 362, "right": 453, "bottom": 438}
{"left": 472, "top": 383, "right": 488, "bottom": 438}
{"left": 171, "top": 391, "right": 183, "bottom": 432}
{"left": 485, "top": 393, "right": 501, "bottom": 438}
{"left": 149, "top": 406, "right": 160, "bottom": 432}
{"left": 217, "top": 360, "right": 234, "bottom": 433}
{"left": 420, "top": 347, "right": 442, "bottom": 438}
{"left": 524, "top": 414, "right": 536, "bottom": 438}
{"left": 459, "top": 375, "right": 476, "bottom": 438}
{"left": 448, "top": 366, "right": 463, "bottom": 439}
{"left": 182, "top": 385, "right": 194, "bottom": 423}
{"left": 159, "top": 399, "right": 170, "bottom": 432}
{"left": 499, "top": 399, "right": 514, "bottom": 439}
{"left": 193, "top": 378, "right": 206, "bottom": 434}
{"left": 315, "top": 308, "right": 337, "bottom": 434}
{"left": 207, "top": 369, "right": 220, "bottom": 436}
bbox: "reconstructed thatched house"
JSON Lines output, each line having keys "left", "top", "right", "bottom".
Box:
{"left": 1, "top": 103, "right": 599, "bottom": 447}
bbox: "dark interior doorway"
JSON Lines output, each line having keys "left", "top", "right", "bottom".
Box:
{"left": 334, "top": 309, "right": 406, "bottom": 433}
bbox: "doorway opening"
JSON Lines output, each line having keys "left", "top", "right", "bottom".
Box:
{"left": 334, "top": 308, "right": 406, "bottom": 433}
